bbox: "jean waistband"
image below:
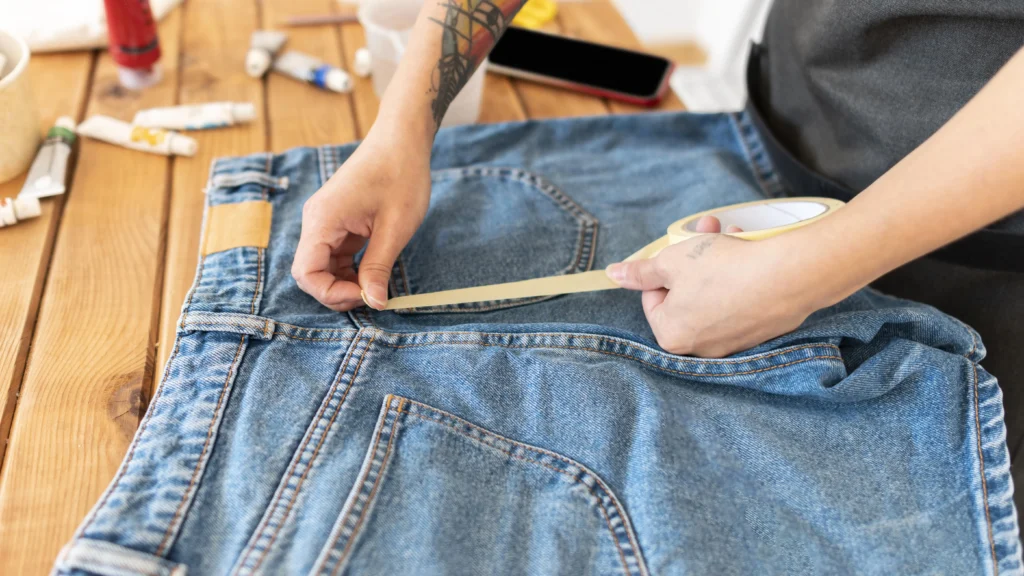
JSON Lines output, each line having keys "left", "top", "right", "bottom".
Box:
{"left": 746, "top": 42, "right": 1024, "bottom": 272}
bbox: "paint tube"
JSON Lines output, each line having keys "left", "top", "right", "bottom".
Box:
{"left": 133, "top": 102, "right": 257, "bottom": 131}
{"left": 272, "top": 50, "right": 352, "bottom": 93}
{"left": 103, "top": 0, "right": 163, "bottom": 90}
{"left": 19, "top": 116, "right": 77, "bottom": 199}
{"left": 0, "top": 196, "right": 42, "bottom": 228}
{"left": 246, "top": 30, "right": 288, "bottom": 78}
{"left": 77, "top": 115, "right": 197, "bottom": 157}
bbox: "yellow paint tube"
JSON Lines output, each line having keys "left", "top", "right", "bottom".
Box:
{"left": 379, "top": 197, "right": 845, "bottom": 310}
{"left": 77, "top": 115, "right": 197, "bottom": 157}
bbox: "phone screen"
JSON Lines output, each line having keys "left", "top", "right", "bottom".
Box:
{"left": 489, "top": 27, "right": 672, "bottom": 98}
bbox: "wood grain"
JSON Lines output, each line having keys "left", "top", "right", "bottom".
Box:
{"left": 0, "top": 9, "right": 182, "bottom": 574}
{"left": 0, "top": 52, "right": 95, "bottom": 466}
{"left": 557, "top": 0, "right": 686, "bottom": 113}
{"left": 156, "top": 0, "right": 268, "bottom": 393}
{"left": 263, "top": 0, "right": 358, "bottom": 150}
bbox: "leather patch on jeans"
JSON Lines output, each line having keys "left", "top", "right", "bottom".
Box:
{"left": 202, "top": 201, "right": 273, "bottom": 256}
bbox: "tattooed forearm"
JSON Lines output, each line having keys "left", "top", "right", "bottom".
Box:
{"left": 429, "top": 0, "right": 526, "bottom": 127}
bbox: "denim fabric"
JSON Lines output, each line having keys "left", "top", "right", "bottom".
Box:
{"left": 56, "top": 112, "right": 1021, "bottom": 576}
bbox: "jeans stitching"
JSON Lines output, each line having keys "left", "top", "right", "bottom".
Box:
{"left": 330, "top": 398, "right": 406, "bottom": 575}
{"left": 156, "top": 334, "right": 247, "bottom": 555}
{"left": 74, "top": 322, "right": 190, "bottom": 542}
{"left": 398, "top": 400, "right": 646, "bottom": 575}
{"left": 401, "top": 167, "right": 598, "bottom": 315}
{"left": 973, "top": 356, "right": 998, "bottom": 574}
{"left": 247, "top": 332, "right": 378, "bottom": 573}
{"left": 230, "top": 334, "right": 364, "bottom": 575}
{"left": 382, "top": 340, "right": 840, "bottom": 375}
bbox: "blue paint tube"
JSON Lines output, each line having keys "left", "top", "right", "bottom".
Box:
{"left": 272, "top": 50, "right": 352, "bottom": 93}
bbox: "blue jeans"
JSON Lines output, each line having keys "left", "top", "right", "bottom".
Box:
{"left": 55, "top": 112, "right": 1021, "bottom": 575}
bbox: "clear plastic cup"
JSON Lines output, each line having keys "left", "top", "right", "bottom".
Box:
{"left": 358, "top": 0, "right": 485, "bottom": 127}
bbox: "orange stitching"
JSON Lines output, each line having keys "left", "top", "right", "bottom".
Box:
{"left": 386, "top": 341, "right": 839, "bottom": 378}
{"left": 235, "top": 335, "right": 362, "bottom": 574}
{"left": 728, "top": 113, "right": 773, "bottom": 197}
{"left": 76, "top": 326, "right": 188, "bottom": 538}
{"left": 156, "top": 335, "right": 246, "bottom": 555}
{"left": 250, "top": 248, "right": 263, "bottom": 315}
{"left": 400, "top": 397, "right": 647, "bottom": 567}
{"left": 399, "top": 408, "right": 635, "bottom": 573}
{"left": 973, "top": 359, "right": 998, "bottom": 574}
{"left": 333, "top": 398, "right": 405, "bottom": 574}
{"left": 249, "top": 332, "right": 378, "bottom": 573}
{"left": 378, "top": 335, "right": 837, "bottom": 366}
{"left": 179, "top": 255, "right": 207, "bottom": 330}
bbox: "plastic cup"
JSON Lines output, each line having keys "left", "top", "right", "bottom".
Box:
{"left": 358, "top": 0, "right": 485, "bottom": 127}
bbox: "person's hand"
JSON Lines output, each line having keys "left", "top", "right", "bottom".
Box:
{"left": 292, "top": 133, "right": 431, "bottom": 311}
{"left": 605, "top": 215, "right": 817, "bottom": 358}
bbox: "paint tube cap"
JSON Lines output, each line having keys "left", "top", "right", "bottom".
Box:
{"left": 55, "top": 116, "right": 77, "bottom": 131}
{"left": 0, "top": 199, "right": 16, "bottom": 227}
{"left": 169, "top": 134, "right": 198, "bottom": 157}
{"left": 13, "top": 196, "right": 41, "bottom": 220}
{"left": 246, "top": 49, "right": 271, "bottom": 78}
{"left": 232, "top": 103, "right": 257, "bottom": 123}
{"left": 354, "top": 48, "right": 372, "bottom": 78}
{"left": 118, "top": 64, "right": 163, "bottom": 91}
{"left": 325, "top": 69, "right": 353, "bottom": 93}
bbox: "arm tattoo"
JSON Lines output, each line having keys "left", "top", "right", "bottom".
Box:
{"left": 429, "top": 0, "right": 526, "bottom": 127}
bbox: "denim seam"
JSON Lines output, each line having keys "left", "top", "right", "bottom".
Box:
{"left": 728, "top": 111, "right": 783, "bottom": 199}
{"left": 398, "top": 398, "right": 647, "bottom": 576}
{"left": 384, "top": 342, "right": 840, "bottom": 378}
{"left": 229, "top": 333, "right": 365, "bottom": 575}
{"left": 327, "top": 397, "right": 406, "bottom": 575}
{"left": 72, "top": 311, "right": 192, "bottom": 547}
{"left": 396, "top": 167, "right": 599, "bottom": 315}
{"left": 973, "top": 357, "right": 998, "bottom": 575}
{"left": 238, "top": 331, "right": 377, "bottom": 574}
{"left": 155, "top": 334, "right": 247, "bottom": 556}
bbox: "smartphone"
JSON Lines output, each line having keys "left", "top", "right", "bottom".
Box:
{"left": 488, "top": 27, "right": 675, "bottom": 107}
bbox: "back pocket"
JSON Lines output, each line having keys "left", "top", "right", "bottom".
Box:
{"left": 385, "top": 168, "right": 598, "bottom": 314}
{"left": 311, "top": 395, "right": 648, "bottom": 576}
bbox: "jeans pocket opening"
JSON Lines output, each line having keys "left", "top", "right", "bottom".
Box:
{"left": 312, "top": 395, "right": 650, "bottom": 576}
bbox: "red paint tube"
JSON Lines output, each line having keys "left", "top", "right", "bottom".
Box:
{"left": 103, "top": 0, "right": 163, "bottom": 90}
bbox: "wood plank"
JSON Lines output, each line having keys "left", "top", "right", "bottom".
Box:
{"left": 0, "top": 52, "right": 95, "bottom": 466}
{"left": 509, "top": 19, "right": 609, "bottom": 119}
{"left": 339, "top": 22, "right": 381, "bottom": 138}
{"left": 263, "top": 0, "right": 358, "bottom": 150}
{"left": 557, "top": 0, "right": 686, "bottom": 113}
{"left": 0, "top": 8, "right": 183, "bottom": 574}
{"left": 156, "top": 0, "right": 268, "bottom": 392}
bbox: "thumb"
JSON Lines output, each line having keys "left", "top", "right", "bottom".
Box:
{"left": 358, "top": 215, "right": 415, "bottom": 310}
{"left": 605, "top": 258, "right": 669, "bottom": 291}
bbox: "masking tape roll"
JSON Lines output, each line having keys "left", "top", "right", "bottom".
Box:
{"left": 381, "top": 197, "right": 845, "bottom": 311}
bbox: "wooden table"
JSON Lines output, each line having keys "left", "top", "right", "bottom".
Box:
{"left": 0, "top": 1, "right": 688, "bottom": 572}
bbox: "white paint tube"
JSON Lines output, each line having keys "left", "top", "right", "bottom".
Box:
{"left": 19, "top": 116, "right": 77, "bottom": 199}
{"left": 273, "top": 50, "right": 352, "bottom": 93}
{"left": 0, "top": 196, "right": 42, "bottom": 228}
{"left": 77, "top": 115, "right": 197, "bottom": 157}
{"left": 246, "top": 30, "right": 288, "bottom": 78}
{"left": 133, "top": 102, "right": 257, "bottom": 131}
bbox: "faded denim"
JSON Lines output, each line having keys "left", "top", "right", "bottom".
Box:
{"left": 55, "top": 111, "right": 1021, "bottom": 575}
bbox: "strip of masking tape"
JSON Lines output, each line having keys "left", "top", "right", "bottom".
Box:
{"left": 201, "top": 200, "right": 273, "bottom": 256}
{"left": 382, "top": 197, "right": 845, "bottom": 310}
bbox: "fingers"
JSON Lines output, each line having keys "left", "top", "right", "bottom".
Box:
{"left": 605, "top": 257, "right": 670, "bottom": 291}
{"left": 292, "top": 238, "right": 364, "bottom": 310}
{"left": 694, "top": 215, "right": 722, "bottom": 233}
{"left": 694, "top": 215, "right": 743, "bottom": 234}
{"left": 358, "top": 213, "right": 418, "bottom": 310}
